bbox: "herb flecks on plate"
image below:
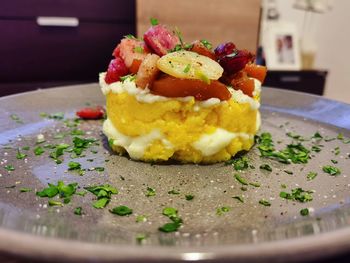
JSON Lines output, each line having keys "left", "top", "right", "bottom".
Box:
{"left": 159, "top": 207, "right": 183, "bottom": 233}
{"left": 280, "top": 188, "right": 313, "bottom": 203}
{"left": 323, "top": 165, "right": 341, "bottom": 176}
{"left": 84, "top": 184, "right": 118, "bottom": 209}
{"left": 255, "top": 132, "right": 310, "bottom": 164}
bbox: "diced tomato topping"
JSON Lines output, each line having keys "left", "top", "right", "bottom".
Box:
{"left": 151, "top": 76, "right": 231, "bottom": 101}
{"left": 76, "top": 106, "right": 105, "bottom": 119}
{"left": 190, "top": 40, "right": 216, "bottom": 60}
{"left": 129, "top": 59, "right": 142, "bottom": 74}
{"left": 231, "top": 71, "right": 255, "bottom": 97}
{"left": 244, "top": 63, "right": 267, "bottom": 83}
{"left": 115, "top": 38, "right": 150, "bottom": 68}
{"left": 105, "top": 57, "right": 129, "bottom": 84}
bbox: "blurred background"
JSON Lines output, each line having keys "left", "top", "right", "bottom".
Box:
{"left": 1, "top": 0, "right": 349, "bottom": 103}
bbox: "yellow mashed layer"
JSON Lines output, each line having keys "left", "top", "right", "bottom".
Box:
{"left": 101, "top": 76, "right": 261, "bottom": 163}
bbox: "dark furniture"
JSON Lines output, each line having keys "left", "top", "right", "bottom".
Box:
{"left": 264, "top": 70, "right": 328, "bottom": 95}
{"left": 0, "top": 0, "right": 135, "bottom": 97}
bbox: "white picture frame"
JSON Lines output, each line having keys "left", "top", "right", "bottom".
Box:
{"left": 264, "top": 23, "right": 301, "bottom": 70}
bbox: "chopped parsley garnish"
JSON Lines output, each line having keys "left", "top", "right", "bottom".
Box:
{"left": 168, "top": 189, "right": 180, "bottom": 195}
{"left": 255, "top": 133, "right": 310, "bottom": 164}
{"left": 16, "top": 149, "right": 27, "bottom": 160}
{"left": 312, "top": 132, "right": 323, "bottom": 140}
{"left": 286, "top": 132, "right": 306, "bottom": 141}
{"left": 110, "top": 205, "right": 133, "bottom": 216}
{"left": 322, "top": 165, "right": 341, "bottom": 176}
{"left": 74, "top": 207, "right": 83, "bottom": 215}
{"left": 120, "top": 74, "right": 136, "bottom": 82}
{"left": 185, "top": 194, "right": 194, "bottom": 201}
{"left": 280, "top": 188, "right": 313, "bottom": 203}
{"left": 259, "top": 199, "right": 271, "bottom": 206}
{"left": 159, "top": 222, "right": 180, "bottom": 233}
{"left": 324, "top": 136, "right": 336, "bottom": 142}
{"left": 234, "top": 174, "right": 248, "bottom": 185}
{"left": 163, "top": 207, "right": 177, "bottom": 218}
{"left": 249, "top": 182, "right": 261, "bottom": 187}
{"left": 333, "top": 147, "right": 340, "bottom": 155}
{"left": 284, "top": 170, "right": 293, "bottom": 175}
{"left": 133, "top": 46, "right": 144, "bottom": 54}
{"left": 159, "top": 207, "right": 182, "bottom": 233}
{"left": 311, "top": 145, "right": 322, "bottom": 153}
{"left": 72, "top": 137, "right": 96, "bottom": 156}
{"left": 300, "top": 208, "right": 309, "bottom": 216}
{"left": 174, "top": 26, "right": 184, "bottom": 46}
{"left": 22, "top": 146, "right": 30, "bottom": 150}
{"left": 306, "top": 171, "right": 318, "bottom": 181}
{"left": 4, "top": 165, "right": 15, "bottom": 171}
{"left": 94, "top": 167, "right": 105, "bottom": 172}
{"left": 124, "top": 34, "right": 137, "bottom": 39}
{"left": 84, "top": 184, "right": 118, "bottom": 209}
{"left": 200, "top": 39, "right": 212, "bottom": 50}
{"left": 68, "top": 161, "right": 81, "bottom": 170}
{"left": 20, "top": 188, "right": 32, "bottom": 192}
{"left": 183, "top": 64, "right": 191, "bottom": 73}
{"left": 226, "top": 156, "right": 249, "bottom": 171}
{"left": 216, "top": 206, "right": 230, "bottom": 216}
{"left": 36, "top": 181, "right": 78, "bottom": 199}
{"left": 331, "top": 159, "right": 338, "bottom": 164}
{"left": 34, "top": 146, "right": 45, "bottom": 156}
{"left": 232, "top": 195, "right": 244, "bottom": 203}
{"left": 92, "top": 198, "right": 109, "bottom": 209}
{"left": 136, "top": 233, "right": 147, "bottom": 243}
{"left": 48, "top": 112, "right": 65, "bottom": 120}
{"left": 136, "top": 215, "right": 147, "bottom": 223}
{"left": 145, "top": 187, "right": 156, "bottom": 197}
{"left": 71, "top": 129, "right": 85, "bottom": 136}
{"left": 337, "top": 133, "right": 344, "bottom": 140}
{"left": 10, "top": 114, "right": 23, "bottom": 123}
{"left": 259, "top": 164, "right": 272, "bottom": 172}
{"left": 49, "top": 143, "right": 70, "bottom": 164}
{"left": 150, "top": 17, "right": 159, "bottom": 26}
{"left": 48, "top": 200, "right": 63, "bottom": 207}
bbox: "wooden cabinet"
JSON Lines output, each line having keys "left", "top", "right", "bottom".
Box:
{"left": 0, "top": 0, "right": 135, "bottom": 96}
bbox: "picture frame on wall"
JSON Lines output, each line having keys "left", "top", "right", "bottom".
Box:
{"left": 264, "top": 23, "right": 301, "bottom": 70}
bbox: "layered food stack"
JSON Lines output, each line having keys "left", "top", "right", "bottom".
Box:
{"left": 100, "top": 20, "right": 267, "bottom": 163}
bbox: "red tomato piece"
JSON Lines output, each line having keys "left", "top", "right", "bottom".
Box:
{"left": 105, "top": 57, "right": 129, "bottom": 84}
{"left": 190, "top": 40, "right": 216, "bottom": 60}
{"left": 151, "top": 76, "right": 231, "bottom": 101}
{"left": 244, "top": 63, "right": 267, "bottom": 83}
{"left": 76, "top": 106, "right": 105, "bottom": 120}
{"left": 231, "top": 72, "right": 255, "bottom": 97}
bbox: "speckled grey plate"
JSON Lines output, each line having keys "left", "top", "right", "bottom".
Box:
{"left": 0, "top": 85, "right": 350, "bottom": 263}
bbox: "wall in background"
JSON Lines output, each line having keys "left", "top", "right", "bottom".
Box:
{"left": 137, "top": 0, "right": 261, "bottom": 52}
{"left": 276, "top": 0, "right": 350, "bottom": 104}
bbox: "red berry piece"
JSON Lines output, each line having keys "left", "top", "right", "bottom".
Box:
{"left": 218, "top": 49, "right": 254, "bottom": 74}
{"left": 143, "top": 25, "right": 180, "bottom": 56}
{"left": 214, "top": 42, "right": 236, "bottom": 59}
{"left": 105, "top": 57, "right": 129, "bottom": 84}
{"left": 76, "top": 106, "right": 105, "bottom": 119}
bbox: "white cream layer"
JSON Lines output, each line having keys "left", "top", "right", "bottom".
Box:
{"left": 99, "top": 72, "right": 260, "bottom": 110}
{"left": 103, "top": 118, "right": 173, "bottom": 160}
{"left": 192, "top": 128, "right": 253, "bottom": 157}
{"left": 104, "top": 118, "right": 256, "bottom": 159}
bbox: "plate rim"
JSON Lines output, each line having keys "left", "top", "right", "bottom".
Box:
{"left": 1, "top": 84, "right": 350, "bottom": 261}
